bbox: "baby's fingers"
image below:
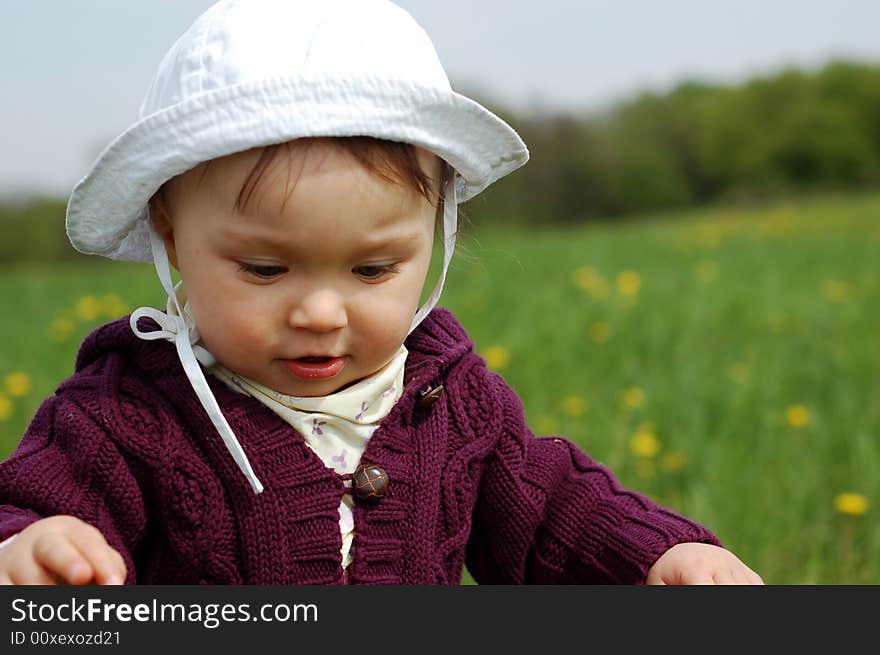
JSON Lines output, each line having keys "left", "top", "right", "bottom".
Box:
{"left": 713, "top": 568, "right": 764, "bottom": 585}
{"left": 9, "top": 564, "right": 60, "bottom": 585}
{"left": 31, "top": 534, "right": 95, "bottom": 585}
{"left": 30, "top": 520, "right": 126, "bottom": 585}
{"left": 66, "top": 525, "right": 126, "bottom": 585}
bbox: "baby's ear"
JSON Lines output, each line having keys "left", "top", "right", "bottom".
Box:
{"left": 148, "top": 191, "right": 179, "bottom": 268}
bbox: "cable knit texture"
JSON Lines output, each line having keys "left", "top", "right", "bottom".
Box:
{"left": 0, "top": 307, "right": 720, "bottom": 584}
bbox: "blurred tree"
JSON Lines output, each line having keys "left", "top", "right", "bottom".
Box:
{"left": 0, "top": 198, "right": 79, "bottom": 265}
{"left": 385, "top": 69, "right": 880, "bottom": 225}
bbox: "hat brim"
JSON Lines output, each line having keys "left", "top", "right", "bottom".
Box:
{"left": 66, "top": 72, "right": 528, "bottom": 262}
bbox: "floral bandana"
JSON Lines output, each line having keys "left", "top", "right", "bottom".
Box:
{"left": 210, "top": 348, "right": 406, "bottom": 474}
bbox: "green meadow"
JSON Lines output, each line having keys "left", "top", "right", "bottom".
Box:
{"left": 1, "top": 192, "right": 878, "bottom": 584}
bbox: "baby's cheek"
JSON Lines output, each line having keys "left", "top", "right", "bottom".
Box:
{"left": 359, "top": 299, "right": 413, "bottom": 350}
{"left": 199, "top": 311, "right": 273, "bottom": 360}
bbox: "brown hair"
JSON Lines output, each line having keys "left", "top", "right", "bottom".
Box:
{"left": 151, "top": 136, "right": 452, "bottom": 222}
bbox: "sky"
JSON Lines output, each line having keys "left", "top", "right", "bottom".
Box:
{"left": 2, "top": 0, "right": 879, "bottom": 198}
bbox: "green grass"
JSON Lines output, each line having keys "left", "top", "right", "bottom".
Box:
{"left": 1, "top": 191, "right": 879, "bottom": 584}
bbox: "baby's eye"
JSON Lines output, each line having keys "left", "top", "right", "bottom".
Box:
{"left": 353, "top": 263, "right": 398, "bottom": 281}
{"left": 238, "top": 262, "right": 287, "bottom": 279}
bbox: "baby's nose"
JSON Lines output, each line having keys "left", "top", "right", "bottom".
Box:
{"left": 288, "top": 288, "right": 348, "bottom": 332}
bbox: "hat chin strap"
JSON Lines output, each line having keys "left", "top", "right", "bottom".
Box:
{"left": 127, "top": 175, "right": 458, "bottom": 496}
{"left": 129, "top": 217, "right": 265, "bottom": 494}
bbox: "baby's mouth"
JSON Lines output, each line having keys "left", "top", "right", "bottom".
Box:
{"left": 283, "top": 355, "right": 348, "bottom": 380}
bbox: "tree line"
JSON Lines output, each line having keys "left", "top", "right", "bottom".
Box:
{"left": 3, "top": 59, "right": 880, "bottom": 264}
{"left": 472, "top": 59, "right": 880, "bottom": 224}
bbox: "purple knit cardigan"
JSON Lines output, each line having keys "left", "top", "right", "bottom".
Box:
{"left": 0, "top": 308, "right": 720, "bottom": 584}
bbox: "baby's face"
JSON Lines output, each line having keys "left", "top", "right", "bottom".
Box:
{"left": 159, "top": 141, "right": 439, "bottom": 396}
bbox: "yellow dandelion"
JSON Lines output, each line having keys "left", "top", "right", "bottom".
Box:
{"left": 572, "top": 266, "right": 610, "bottom": 299}
{"left": 0, "top": 393, "right": 11, "bottom": 421}
{"left": 635, "top": 459, "right": 656, "bottom": 479}
{"left": 4, "top": 372, "right": 32, "bottom": 397}
{"left": 728, "top": 362, "right": 749, "bottom": 384}
{"left": 630, "top": 424, "right": 660, "bottom": 458}
{"left": 616, "top": 271, "right": 642, "bottom": 297}
{"left": 481, "top": 345, "right": 511, "bottom": 371}
{"left": 821, "top": 280, "right": 850, "bottom": 303}
{"left": 589, "top": 321, "right": 612, "bottom": 344}
{"left": 100, "top": 293, "right": 129, "bottom": 318}
{"left": 572, "top": 266, "right": 599, "bottom": 290}
{"left": 560, "top": 395, "right": 588, "bottom": 417}
{"left": 535, "top": 415, "right": 559, "bottom": 435}
{"left": 660, "top": 451, "right": 687, "bottom": 472}
{"left": 786, "top": 405, "right": 810, "bottom": 428}
{"left": 834, "top": 493, "right": 868, "bottom": 516}
{"left": 621, "top": 387, "right": 645, "bottom": 410}
{"left": 75, "top": 295, "right": 101, "bottom": 321}
{"left": 695, "top": 260, "right": 719, "bottom": 283}
{"left": 49, "top": 317, "right": 76, "bottom": 342}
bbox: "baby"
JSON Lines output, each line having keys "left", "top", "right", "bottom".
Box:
{"left": 0, "top": 0, "right": 761, "bottom": 585}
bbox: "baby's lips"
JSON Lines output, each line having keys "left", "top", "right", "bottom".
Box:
{"left": 283, "top": 356, "right": 348, "bottom": 380}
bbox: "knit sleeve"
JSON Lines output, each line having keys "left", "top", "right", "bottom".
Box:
{"left": 0, "top": 391, "right": 148, "bottom": 583}
{"left": 464, "top": 366, "right": 721, "bottom": 584}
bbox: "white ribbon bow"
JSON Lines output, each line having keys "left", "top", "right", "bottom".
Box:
{"left": 129, "top": 221, "right": 265, "bottom": 494}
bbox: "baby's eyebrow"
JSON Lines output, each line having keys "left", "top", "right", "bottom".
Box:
{"left": 215, "top": 227, "right": 287, "bottom": 249}
{"left": 354, "top": 231, "right": 426, "bottom": 253}
{"left": 213, "top": 226, "right": 425, "bottom": 253}
{"left": 362, "top": 231, "right": 423, "bottom": 245}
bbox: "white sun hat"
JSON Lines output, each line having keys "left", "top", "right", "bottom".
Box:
{"left": 64, "top": 0, "right": 529, "bottom": 494}
{"left": 66, "top": 0, "right": 527, "bottom": 262}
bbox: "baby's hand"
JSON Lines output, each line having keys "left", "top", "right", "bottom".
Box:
{"left": 646, "top": 542, "right": 763, "bottom": 585}
{"left": 0, "top": 515, "right": 126, "bottom": 585}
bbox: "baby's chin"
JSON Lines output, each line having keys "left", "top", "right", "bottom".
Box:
{"left": 307, "top": 369, "right": 382, "bottom": 396}
{"left": 269, "top": 371, "right": 373, "bottom": 399}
